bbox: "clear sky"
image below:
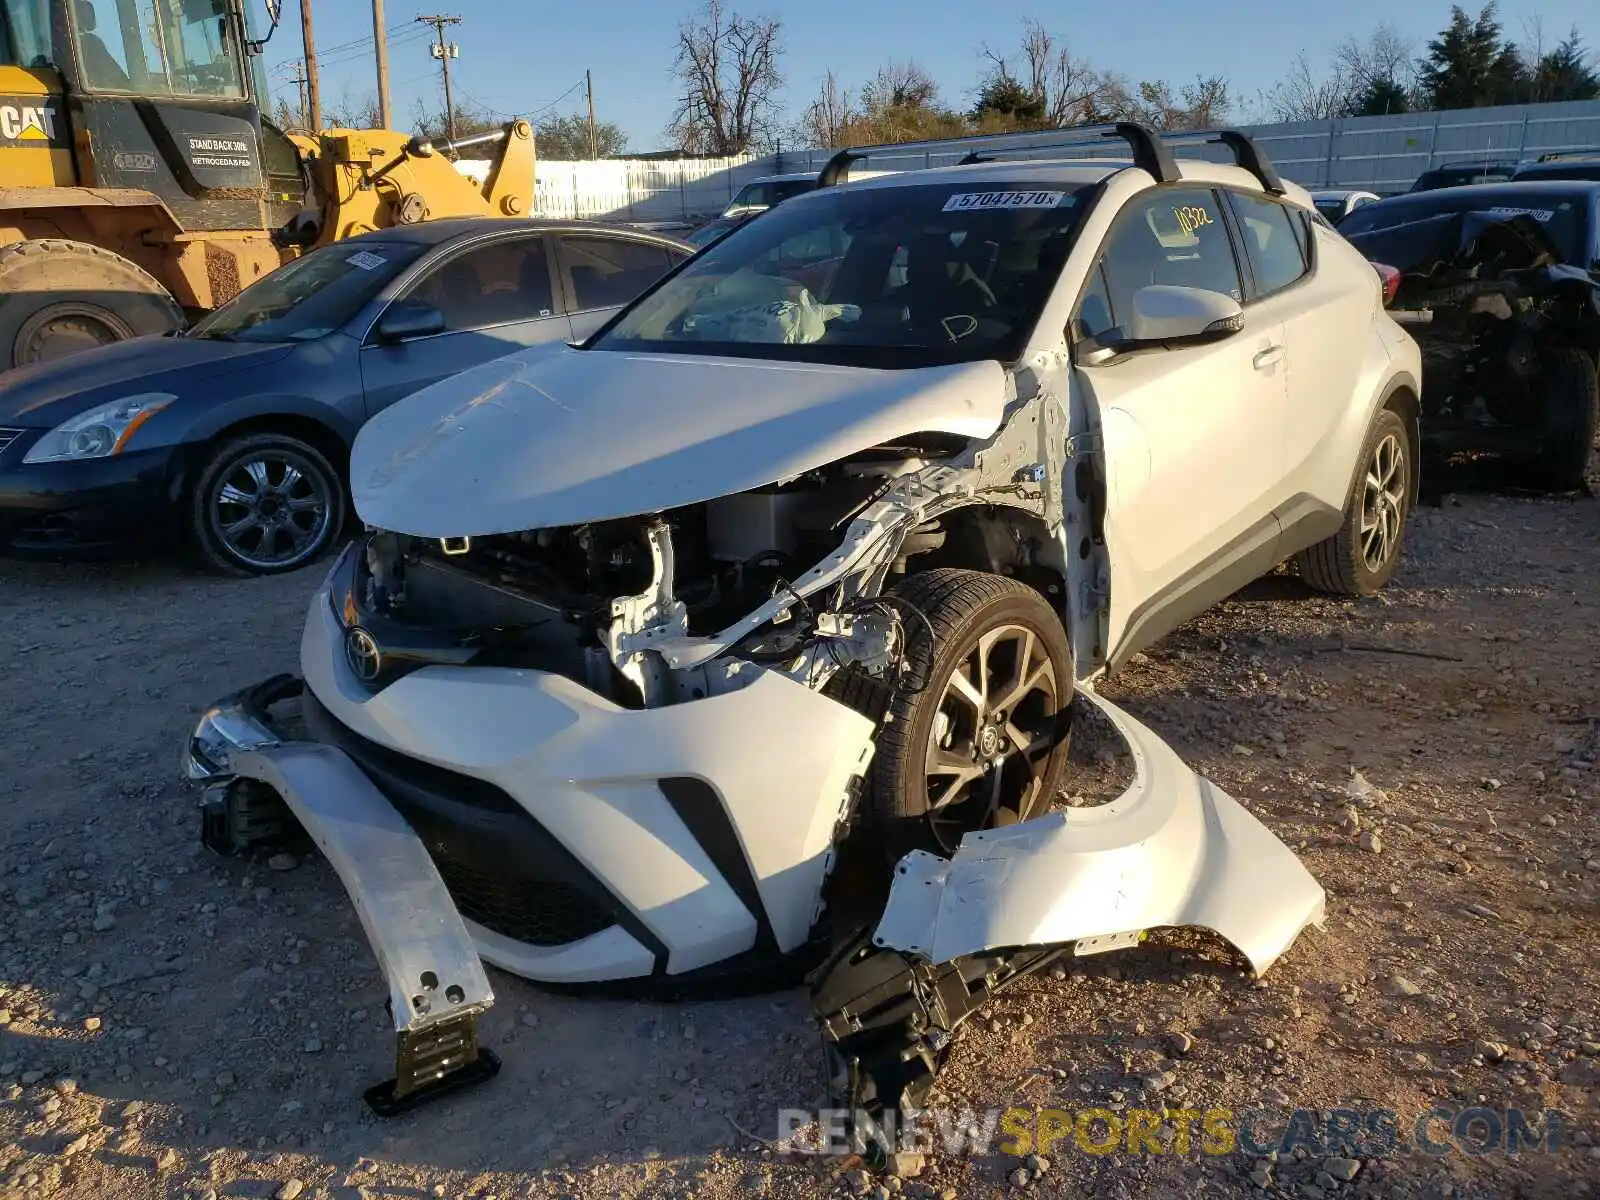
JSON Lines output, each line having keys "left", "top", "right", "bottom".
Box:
{"left": 263, "top": 0, "right": 1596, "bottom": 151}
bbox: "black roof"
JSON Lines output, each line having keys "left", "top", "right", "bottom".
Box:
{"left": 1365, "top": 179, "right": 1600, "bottom": 210}
{"left": 340, "top": 216, "right": 691, "bottom": 248}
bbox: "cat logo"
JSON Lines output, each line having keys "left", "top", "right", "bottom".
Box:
{"left": 0, "top": 100, "right": 63, "bottom": 146}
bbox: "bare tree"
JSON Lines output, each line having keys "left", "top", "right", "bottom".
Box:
{"left": 668, "top": 0, "right": 783, "bottom": 155}
{"left": 799, "top": 70, "right": 856, "bottom": 147}
{"left": 851, "top": 61, "right": 965, "bottom": 145}
{"left": 860, "top": 60, "right": 939, "bottom": 112}
{"left": 1262, "top": 52, "right": 1352, "bottom": 121}
{"left": 1335, "top": 22, "right": 1419, "bottom": 109}
{"left": 980, "top": 19, "right": 1106, "bottom": 126}
{"left": 1102, "top": 75, "right": 1231, "bottom": 130}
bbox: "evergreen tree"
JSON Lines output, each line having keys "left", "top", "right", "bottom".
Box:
{"left": 1531, "top": 32, "right": 1600, "bottom": 102}
{"left": 1346, "top": 77, "right": 1410, "bottom": 116}
{"left": 971, "top": 75, "right": 1047, "bottom": 128}
{"left": 1418, "top": 4, "right": 1521, "bottom": 109}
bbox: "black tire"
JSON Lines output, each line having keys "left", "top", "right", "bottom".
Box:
{"left": 1531, "top": 346, "right": 1599, "bottom": 492}
{"left": 0, "top": 239, "right": 183, "bottom": 369}
{"left": 1296, "top": 406, "right": 1412, "bottom": 596}
{"left": 188, "top": 433, "right": 346, "bottom": 576}
{"left": 866, "top": 568, "right": 1074, "bottom": 862}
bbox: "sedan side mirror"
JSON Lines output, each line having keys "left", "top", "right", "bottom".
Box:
{"left": 1079, "top": 285, "right": 1244, "bottom": 364}
{"left": 375, "top": 303, "right": 446, "bottom": 344}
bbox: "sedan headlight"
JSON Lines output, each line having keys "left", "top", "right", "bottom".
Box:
{"left": 22, "top": 393, "right": 177, "bottom": 464}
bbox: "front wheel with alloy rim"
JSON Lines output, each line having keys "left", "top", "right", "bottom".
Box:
{"left": 867, "top": 569, "right": 1075, "bottom": 862}
{"left": 189, "top": 433, "right": 346, "bottom": 576}
{"left": 1296, "top": 405, "right": 1412, "bottom": 595}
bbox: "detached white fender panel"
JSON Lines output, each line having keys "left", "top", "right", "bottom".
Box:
{"left": 872, "top": 689, "right": 1326, "bottom": 975}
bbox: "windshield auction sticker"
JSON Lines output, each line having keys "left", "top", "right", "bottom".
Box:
{"left": 943, "top": 190, "right": 1066, "bottom": 212}
{"left": 345, "top": 251, "right": 388, "bottom": 271}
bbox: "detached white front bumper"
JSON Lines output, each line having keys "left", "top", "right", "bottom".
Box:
{"left": 221, "top": 567, "right": 878, "bottom": 986}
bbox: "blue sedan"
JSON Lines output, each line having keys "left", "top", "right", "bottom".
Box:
{"left": 0, "top": 219, "right": 691, "bottom": 574}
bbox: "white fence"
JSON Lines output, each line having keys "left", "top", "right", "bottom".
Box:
{"left": 524, "top": 98, "right": 1600, "bottom": 226}
{"left": 532, "top": 156, "right": 764, "bottom": 225}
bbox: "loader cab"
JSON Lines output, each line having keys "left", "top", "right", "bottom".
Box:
{"left": 0, "top": 0, "right": 296, "bottom": 230}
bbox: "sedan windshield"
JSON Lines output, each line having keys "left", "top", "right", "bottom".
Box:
{"left": 188, "top": 242, "right": 428, "bottom": 343}
{"left": 592, "top": 181, "right": 1095, "bottom": 368}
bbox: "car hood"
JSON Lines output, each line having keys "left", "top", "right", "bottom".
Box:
{"left": 350, "top": 344, "right": 1008, "bottom": 536}
{"left": 0, "top": 335, "right": 297, "bottom": 427}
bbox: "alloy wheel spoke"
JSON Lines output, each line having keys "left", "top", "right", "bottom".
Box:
{"left": 948, "top": 669, "right": 985, "bottom": 714}
{"left": 994, "top": 660, "right": 1054, "bottom": 716}
{"left": 928, "top": 746, "right": 980, "bottom": 779}
{"left": 243, "top": 459, "right": 271, "bottom": 492}
{"left": 218, "top": 482, "right": 255, "bottom": 508}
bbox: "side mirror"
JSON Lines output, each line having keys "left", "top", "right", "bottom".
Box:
{"left": 1125, "top": 285, "right": 1244, "bottom": 343}
{"left": 375, "top": 303, "right": 446, "bottom": 344}
{"left": 1079, "top": 285, "right": 1243, "bottom": 363}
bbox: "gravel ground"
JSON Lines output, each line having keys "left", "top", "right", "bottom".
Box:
{"left": 1, "top": 474, "right": 1597, "bottom": 1200}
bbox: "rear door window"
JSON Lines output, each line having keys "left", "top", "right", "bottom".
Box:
{"left": 1226, "top": 191, "right": 1311, "bottom": 298}
{"left": 558, "top": 236, "right": 675, "bottom": 311}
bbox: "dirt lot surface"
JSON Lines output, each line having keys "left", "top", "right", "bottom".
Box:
{"left": 1, "top": 481, "right": 1597, "bottom": 1200}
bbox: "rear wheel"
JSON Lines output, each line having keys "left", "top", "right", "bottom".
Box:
{"left": 867, "top": 569, "right": 1074, "bottom": 861}
{"left": 189, "top": 433, "right": 345, "bottom": 576}
{"left": 1531, "top": 346, "right": 1599, "bottom": 492}
{"left": 0, "top": 240, "right": 183, "bottom": 369}
{"left": 1296, "top": 406, "right": 1411, "bottom": 596}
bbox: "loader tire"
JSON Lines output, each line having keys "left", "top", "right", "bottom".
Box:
{"left": 1532, "top": 346, "right": 1599, "bottom": 492}
{"left": 0, "top": 239, "right": 183, "bottom": 369}
{"left": 867, "top": 569, "right": 1074, "bottom": 863}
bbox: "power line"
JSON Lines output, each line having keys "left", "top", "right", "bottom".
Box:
{"left": 312, "top": 18, "right": 413, "bottom": 59}
{"left": 316, "top": 25, "right": 426, "bottom": 69}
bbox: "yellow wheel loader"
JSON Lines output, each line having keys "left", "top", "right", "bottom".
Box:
{"left": 0, "top": 0, "right": 533, "bottom": 370}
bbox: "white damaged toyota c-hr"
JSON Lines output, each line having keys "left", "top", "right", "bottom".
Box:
{"left": 183, "top": 125, "right": 1419, "bottom": 1114}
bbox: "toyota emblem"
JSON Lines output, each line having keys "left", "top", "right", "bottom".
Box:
{"left": 345, "top": 626, "right": 382, "bottom": 682}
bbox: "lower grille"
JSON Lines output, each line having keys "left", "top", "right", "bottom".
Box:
{"left": 301, "top": 690, "right": 616, "bottom": 948}
{"left": 424, "top": 837, "right": 615, "bottom": 946}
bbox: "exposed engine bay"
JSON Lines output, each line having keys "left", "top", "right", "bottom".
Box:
{"left": 342, "top": 430, "right": 1044, "bottom": 708}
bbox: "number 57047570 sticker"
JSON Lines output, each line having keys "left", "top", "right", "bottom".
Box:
{"left": 942, "top": 190, "right": 1066, "bottom": 212}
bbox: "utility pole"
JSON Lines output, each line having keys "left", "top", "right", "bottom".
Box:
{"left": 372, "top": 0, "right": 392, "bottom": 129}
{"left": 585, "top": 69, "right": 598, "bottom": 159}
{"left": 416, "top": 14, "right": 461, "bottom": 141}
{"left": 298, "top": 0, "right": 320, "bottom": 130}
{"left": 288, "top": 62, "right": 309, "bottom": 126}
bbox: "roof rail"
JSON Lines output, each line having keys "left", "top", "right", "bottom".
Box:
{"left": 817, "top": 148, "right": 868, "bottom": 188}
{"left": 947, "top": 123, "right": 1285, "bottom": 193}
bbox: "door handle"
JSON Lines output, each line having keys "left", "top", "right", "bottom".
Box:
{"left": 1253, "top": 345, "right": 1285, "bottom": 370}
